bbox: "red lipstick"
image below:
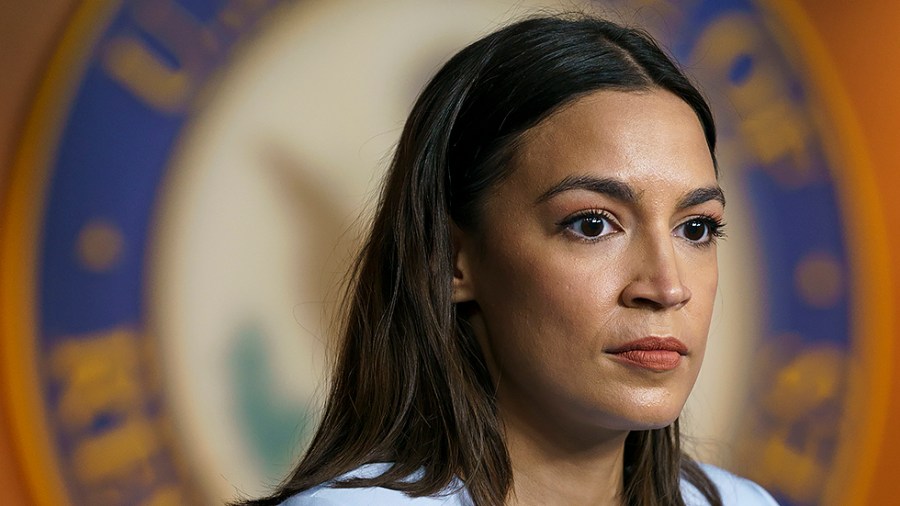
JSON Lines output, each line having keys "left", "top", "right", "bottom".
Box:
{"left": 606, "top": 337, "right": 687, "bottom": 372}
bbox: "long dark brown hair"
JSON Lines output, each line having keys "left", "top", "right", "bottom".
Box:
{"left": 238, "top": 14, "right": 722, "bottom": 506}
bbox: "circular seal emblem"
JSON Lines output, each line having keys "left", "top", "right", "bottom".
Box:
{"left": 0, "top": 0, "right": 886, "bottom": 505}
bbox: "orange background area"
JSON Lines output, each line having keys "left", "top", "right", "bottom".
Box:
{"left": 0, "top": 1, "right": 898, "bottom": 504}
{"left": 0, "top": 2, "right": 74, "bottom": 503}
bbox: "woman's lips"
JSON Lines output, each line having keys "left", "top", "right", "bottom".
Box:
{"left": 605, "top": 337, "right": 687, "bottom": 372}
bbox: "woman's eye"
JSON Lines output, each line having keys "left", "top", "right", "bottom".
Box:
{"left": 675, "top": 217, "right": 724, "bottom": 245}
{"left": 681, "top": 219, "right": 709, "bottom": 242}
{"left": 563, "top": 213, "right": 616, "bottom": 240}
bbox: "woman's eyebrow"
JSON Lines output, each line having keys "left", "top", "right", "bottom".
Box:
{"left": 676, "top": 186, "right": 726, "bottom": 210}
{"left": 535, "top": 175, "right": 638, "bottom": 205}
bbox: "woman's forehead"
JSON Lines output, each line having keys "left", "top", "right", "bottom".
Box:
{"left": 506, "top": 89, "right": 717, "bottom": 201}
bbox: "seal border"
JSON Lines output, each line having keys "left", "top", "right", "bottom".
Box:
{"left": 0, "top": 1, "right": 122, "bottom": 505}
{"left": 758, "top": 1, "right": 894, "bottom": 503}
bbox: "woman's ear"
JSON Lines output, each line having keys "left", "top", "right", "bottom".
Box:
{"left": 451, "top": 222, "right": 476, "bottom": 303}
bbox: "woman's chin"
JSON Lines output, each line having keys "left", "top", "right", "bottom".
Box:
{"left": 586, "top": 403, "right": 686, "bottom": 433}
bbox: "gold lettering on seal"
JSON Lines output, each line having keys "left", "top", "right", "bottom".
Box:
{"left": 101, "top": 0, "right": 216, "bottom": 113}
{"left": 692, "top": 13, "right": 815, "bottom": 187}
{"left": 101, "top": 0, "right": 276, "bottom": 113}
{"left": 737, "top": 342, "right": 846, "bottom": 503}
{"left": 70, "top": 418, "right": 159, "bottom": 489}
{"left": 49, "top": 328, "right": 142, "bottom": 433}
{"left": 48, "top": 328, "right": 188, "bottom": 504}
{"left": 102, "top": 36, "right": 194, "bottom": 113}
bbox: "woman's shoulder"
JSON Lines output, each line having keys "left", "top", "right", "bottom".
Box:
{"left": 278, "top": 464, "right": 470, "bottom": 506}
{"left": 681, "top": 464, "right": 780, "bottom": 505}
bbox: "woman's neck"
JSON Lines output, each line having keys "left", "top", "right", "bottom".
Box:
{"left": 501, "top": 409, "right": 629, "bottom": 506}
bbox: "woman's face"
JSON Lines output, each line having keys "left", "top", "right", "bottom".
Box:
{"left": 454, "top": 89, "right": 722, "bottom": 439}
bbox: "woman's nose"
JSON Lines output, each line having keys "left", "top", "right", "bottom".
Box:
{"left": 620, "top": 239, "right": 691, "bottom": 310}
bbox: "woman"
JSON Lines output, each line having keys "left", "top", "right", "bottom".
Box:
{"left": 239, "top": 14, "right": 780, "bottom": 506}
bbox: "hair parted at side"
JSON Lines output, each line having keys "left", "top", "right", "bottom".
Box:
{"left": 237, "top": 14, "right": 722, "bottom": 506}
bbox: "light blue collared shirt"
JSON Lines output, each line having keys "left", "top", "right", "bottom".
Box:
{"left": 280, "top": 463, "right": 780, "bottom": 505}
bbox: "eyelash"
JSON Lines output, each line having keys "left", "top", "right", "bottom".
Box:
{"left": 557, "top": 210, "right": 727, "bottom": 246}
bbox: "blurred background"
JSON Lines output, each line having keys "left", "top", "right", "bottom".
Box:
{"left": 1, "top": 0, "right": 897, "bottom": 504}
